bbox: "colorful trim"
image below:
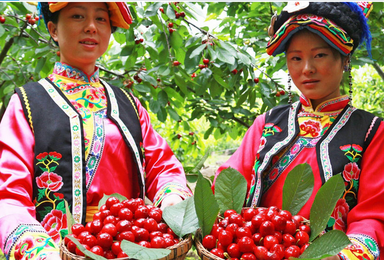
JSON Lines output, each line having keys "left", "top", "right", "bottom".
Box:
{"left": 153, "top": 182, "right": 193, "bottom": 207}
{"left": 86, "top": 109, "right": 107, "bottom": 188}
{"left": 19, "top": 87, "right": 34, "bottom": 134}
{"left": 319, "top": 106, "right": 355, "bottom": 181}
{"left": 101, "top": 80, "right": 146, "bottom": 197}
{"left": 251, "top": 102, "right": 300, "bottom": 207}
{"left": 4, "top": 224, "right": 59, "bottom": 259}
{"left": 38, "top": 78, "right": 84, "bottom": 223}
{"left": 121, "top": 89, "right": 139, "bottom": 120}
{"left": 365, "top": 117, "right": 379, "bottom": 142}
{"left": 338, "top": 234, "right": 379, "bottom": 260}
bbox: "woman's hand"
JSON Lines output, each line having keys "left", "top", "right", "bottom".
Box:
{"left": 46, "top": 252, "right": 62, "bottom": 260}
{"left": 160, "top": 194, "right": 183, "bottom": 210}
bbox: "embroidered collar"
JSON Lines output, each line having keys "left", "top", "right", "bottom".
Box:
{"left": 52, "top": 62, "right": 99, "bottom": 83}
{"left": 300, "top": 95, "right": 350, "bottom": 113}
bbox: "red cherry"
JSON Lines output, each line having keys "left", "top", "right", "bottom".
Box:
{"left": 101, "top": 223, "right": 117, "bottom": 238}
{"left": 284, "top": 220, "right": 297, "bottom": 235}
{"left": 167, "top": 227, "right": 177, "bottom": 238}
{"left": 227, "top": 243, "right": 241, "bottom": 258}
{"left": 263, "top": 235, "right": 279, "bottom": 250}
{"left": 278, "top": 209, "right": 292, "bottom": 221}
{"left": 252, "top": 233, "right": 263, "bottom": 246}
{"left": 148, "top": 208, "right": 162, "bottom": 223}
{"left": 285, "top": 245, "right": 301, "bottom": 258}
{"left": 135, "top": 205, "right": 149, "bottom": 219}
{"left": 64, "top": 234, "right": 77, "bottom": 246}
{"left": 163, "top": 233, "right": 174, "bottom": 240}
{"left": 71, "top": 223, "right": 85, "bottom": 236}
{"left": 271, "top": 215, "right": 287, "bottom": 232}
{"left": 0, "top": 16, "right": 6, "bottom": 24}
{"left": 292, "top": 215, "right": 304, "bottom": 225}
{"left": 164, "top": 237, "right": 175, "bottom": 247}
{"left": 116, "top": 219, "right": 132, "bottom": 233}
{"left": 210, "top": 248, "right": 224, "bottom": 258}
{"left": 117, "top": 231, "right": 135, "bottom": 242}
{"left": 118, "top": 208, "right": 133, "bottom": 221}
{"left": 235, "top": 227, "right": 252, "bottom": 239}
{"left": 34, "top": 16, "right": 39, "bottom": 21}
{"left": 243, "top": 221, "right": 256, "bottom": 234}
{"left": 180, "top": 11, "right": 185, "bottom": 17}
{"left": 231, "top": 69, "right": 238, "bottom": 74}
{"left": 228, "top": 213, "right": 244, "bottom": 226}
{"left": 138, "top": 241, "right": 152, "bottom": 248}
{"left": 219, "top": 218, "right": 229, "bottom": 228}
{"left": 111, "top": 241, "right": 122, "bottom": 256}
{"left": 254, "top": 78, "right": 259, "bottom": 84}
{"left": 299, "top": 224, "right": 311, "bottom": 235}
{"left": 135, "top": 39, "right": 141, "bottom": 44}
{"left": 103, "top": 249, "right": 116, "bottom": 259}
{"left": 242, "top": 208, "right": 258, "bottom": 222}
{"left": 242, "top": 253, "right": 257, "bottom": 260}
{"left": 110, "top": 202, "right": 124, "bottom": 217}
{"left": 259, "top": 220, "right": 275, "bottom": 237}
{"left": 202, "top": 234, "right": 216, "bottom": 250}
{"left": 203, "top": 58, "right": 210, "bottom": 64}
{"left": 169, "top": 28, "right": 175, "bottom": 34}
{"left": 90, "top": 245, "right": 104, "bottom": 256}
{"left": 273, "top": 231, "right": 283, "bottom": 244}
{"left": 117, "top": 251, "right": 129, "bottom": 258}
{"left": 133, "top": 227, "right": 150, "bottom": 242}
{"left": 271, "top": 244, "right": 285, "bottom": 259}
{"left": 226, "top": 223, "right": 239, "bottom": 238}
{"left": 251, "top": 214, "right": 267, "bottom": 229}
{"left": 82, "top": 234, "right": 97, "bottom": 248}
{"left": 78, "top": 231, "right": 91, "bottom": 243}
{"left": 254, "top": 246, "right": 268, "bottom": 260}
{"left": 105, "top": 197, "right": 120, "bottom": 210}
{"left": 103, "top": 215, "right": 117, "bottom": 226}
{"left": 67, "top": 240, "right": 77, "bottom": 254}
{"left": 144, "top": 218, "right": 158, "bottom": 233}
{"left": 139, "top": 38, "right": 144, "bottom": 43}
{"left": 275, "top": 92, "right": 281, "bottom": 97}
{"left": 168, "top": 22, "right": 174, "bottom": 28}
{"left": 157, "top": 222, "right": 168, "bottom": 233}
{"left": 301, "top": 243, "right": 310, "bottom": 254}
{"left": 211, "top": 225, "right": 224, "bottom": 239}
{"left": 237, "top": 236, "right": 255, "bottom": 253}
{"left": 218, "top": 230, "right": 233, "bottom": 247}
{"left": 295, "top": 230, "right": 310, "bottom": 247}
{"left": 282, "top": 233, "right": 296, "bottom": 248}
{"left": 97, "top": 232, "right": 113, "bottom": 249}
{"left": 198, "top": 64, "right": 207, "bottom": 69}
{"left": 135, "top": 218, "right": 146, "bottom": 228}
{"left": 159, "top": 7, "right": 164, "bottom": 13}
{"left": 151, "top": 236, "right": 166, "bottom": 248}
{"left": 173, "top": 60, "right": 181, "bottom": 66}
{"left": 280, "top": 90, "right": 286, "bottom": 95}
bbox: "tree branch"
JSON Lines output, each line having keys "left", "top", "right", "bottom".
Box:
{"left": 372, "top": 62, "right": 384, "bottom": 81}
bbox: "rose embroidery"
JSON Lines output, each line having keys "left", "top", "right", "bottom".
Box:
{"left": 262, "top": 123, "right": 282, "bottom": 137}
{"left": 342, "top": 162, "right": 360, "bottom": 182}
{"left": 36, "top": 172, "right": 63, "bottom": 192}
{"left": 331, "top": 198, "right": 349, "bottom": 232}
{"left": 299, "top": 119, "right": 322, "bottom": 137}
{"left": 340, "top": 144, "right": 363, "bottom": 163}
{"left": 41, "top": 209, "right": 68, "bottom": 244}
{"left": 36, "top": 151, "right": 62, "bottom": 173}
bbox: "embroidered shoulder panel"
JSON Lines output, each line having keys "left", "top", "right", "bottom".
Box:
{"left": 338, "top": 234, "right": 380, "bottom": 260}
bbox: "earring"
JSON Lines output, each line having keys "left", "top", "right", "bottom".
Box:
{"left": 287, "top": 73, "right": 292, "bottom": 105}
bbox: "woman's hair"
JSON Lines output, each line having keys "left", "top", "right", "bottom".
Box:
{"left": 39, "top": 2, "right": 117, "bottom": 33}
{"left": 274, "top": 3, "right": 364, "bottom": 51}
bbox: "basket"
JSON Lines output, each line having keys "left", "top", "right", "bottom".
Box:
{"left": 60, "top": 234, "right": 193, "bottom": 260}
{"left": 194, "top": 229, "right": 223, "bottom": 260}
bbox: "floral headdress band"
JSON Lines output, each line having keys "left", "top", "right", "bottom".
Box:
{"left": 266, "top": 2, "right": 373, "bottom": 57}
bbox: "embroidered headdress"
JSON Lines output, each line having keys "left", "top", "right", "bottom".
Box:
{"left": 266, "top": 2, "right": 373, "bottom": 56}
{"left": 38, "top": 2, "right": 133, "bottom": 30}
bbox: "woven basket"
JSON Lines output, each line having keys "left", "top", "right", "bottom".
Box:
{"left": 194, "top": 229, "right": 224, "bottom": 260}
{"left": 60, "top": 234, "right": 193, "bottom": 260}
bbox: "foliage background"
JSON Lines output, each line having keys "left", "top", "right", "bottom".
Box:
{"left": 1, "top": 2, "right": 384, "bottom": 178}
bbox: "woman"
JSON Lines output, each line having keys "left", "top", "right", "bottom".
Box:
{"left": 0, "top": 2, "right": 192, "bottom": 260}
{"left": 214, "top": 2, "right": 384, "bottom": 260}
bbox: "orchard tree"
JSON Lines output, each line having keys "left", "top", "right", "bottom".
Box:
{"left": 1, "top": 2, "right": 383, "bottom": 172}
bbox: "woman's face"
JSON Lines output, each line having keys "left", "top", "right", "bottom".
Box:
{"left": 48, "top": 2, "right": 111, "bottom": 75}
{"left": 286, "top": 30, "right": 347, "bottom": 109}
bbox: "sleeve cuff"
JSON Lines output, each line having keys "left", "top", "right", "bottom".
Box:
{"left": 153, "top": 182, "right": 193, "bottom": 207}
{"left": 338, "top": 234, "right": 379, "bottom": 260}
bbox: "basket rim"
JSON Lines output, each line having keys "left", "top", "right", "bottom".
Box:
{"left": 194, "top": 229, "right": 224, "bottom": 260}
{"left": 60, "top": 234, "right": 193, "bottom": 260}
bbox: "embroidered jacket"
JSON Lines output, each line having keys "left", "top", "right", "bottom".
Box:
{"left": 0, "top": 62, "right": 192, "bottom": 260}
{"left": 214, "top": 95, "right": 384, "bottom": 260}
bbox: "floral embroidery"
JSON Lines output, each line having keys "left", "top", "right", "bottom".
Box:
{"left": 340, "top": 144, "right": 363, "bottom": 163}
{"left": 329, "top": 198, "right": 349, "bottom": 232}
{"left": 34, "top": 152, "right": 67, "bottom": 243}
{"left": 41, "top": 210, "right": 68, "bottom": 244}
{"left": 262, "top": 123, "right": 282, "bottom": 137}
{"left": 343, "top": 162, "right": 360, "bottom": 182}
{"left": 299, "top": 119, "right": 322, "bottom": 137}
{"left": 12, "top": 234, "right": 57, "bottom": 260}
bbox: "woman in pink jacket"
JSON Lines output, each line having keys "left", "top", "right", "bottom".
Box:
{"left": 0, "top": 2, "right": 191, "bottom": 260}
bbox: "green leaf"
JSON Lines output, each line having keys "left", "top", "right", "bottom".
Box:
{"left": 121, "top": 240, "right": 170, "bottom": 260}
{"left": 37, "top": 188, "right": 46, "bottom": 201}
{"left": 170, "top": 30, "right": 183, "bottom": 49}
{"left": 144, "top": 2, "right": 163, "bottom": 16}
{"left": 98, "top": 193, "right": 127, "bottom": 209}
{"left": 189, "top": 44, "right": 206, "bottom": 59}
{"left": 165, "top": 4, "right": 176, "bottom": 19}
{"left": 309, "top": 174, "right": 345, "bottom": 241}
{"left": 299, "top": 230, "right": 351, "bottom": 259}
{"left": 66, "top": 235, "right": 108, "bottom": 260}
{"left": 213, "top": 73, "right": 229, "bottom": 89}
{"left": 163, "top": 196, "right": 199, "bottom": 238}
{"left": 35, "top": 57, "right": 46, "bottom": 74}
{"left": 139, "top": 72, "right": 158, "bottom": 86}
{"left": 167, "top": 107, "right": 180, "bottom": 121}
{"left": 65, "top": 199, "right": 75, "bottom": 234}
{"left": 149, "top": 99, "right": 161, "bottom": 113}
{"left": 0, "top": 25, "right": 5, "bottom": 37}
{"left": 237, "top": 52, "right": 251, "bottom": 65}
{"left": 214, "top": 167, "right": 247, "bottom": 214}
{"left": 194, "top": 172, "right": 220, "bottom": 237}
{"left": 134, "top": 84, "right": 152, "bottom": 93}
{"left": 56, "top": 200, "right": 65, "bottom": 213}
{"left": 282, "top": 163, "right": 314, "bottom": 215}
{"left": 216, "top": 47, "right": 235, "bottom": 64}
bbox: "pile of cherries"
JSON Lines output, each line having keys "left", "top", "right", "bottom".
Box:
{"left": 64, "top": 197, "right": 179, "bottom": 259}
{"left": 201, "top": 206, "right": 310, "bottom": 260}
